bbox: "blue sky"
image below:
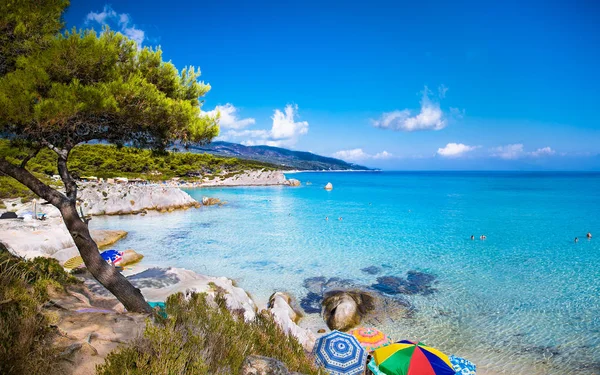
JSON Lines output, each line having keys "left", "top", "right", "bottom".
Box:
{"left": 65, "top": 0, "right": 600, "bottom": 170}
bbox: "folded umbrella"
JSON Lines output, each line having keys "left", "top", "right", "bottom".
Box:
{"left": 349, "top": 327, "right": 392, "bottom": 352}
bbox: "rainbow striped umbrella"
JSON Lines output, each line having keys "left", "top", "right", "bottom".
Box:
{"left": 313, "top": 331, "right": 367, "bottom": 375}
{"left": 371, "top": 340, "right": 456, "bottom": 375}
{"left": 349, "top": 327, "right": 392, "bottom": 352}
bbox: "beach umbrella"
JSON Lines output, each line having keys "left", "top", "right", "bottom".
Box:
{"left": 449, "top": 355, "right": 476, "bottom": 375}
{"left": 371, "top": 340, "right": 455, "bottom": 375}
{"left": 100, "top": 249, "right": 123, "bottom": 266}
{"left": 349, "top": 327, "right": 392, "bottom": 352}
{"left": 313, "top": 330, "right": 367, "bottom": 375}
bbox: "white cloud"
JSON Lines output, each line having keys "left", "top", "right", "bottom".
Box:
{"left": 204, "top": 104, "right": 256, "bottom": 130}
{"left": 530, "top": 147, "right": 556, "bottom": 157}
{"left": 449, "top": 107, "right": 465, "bottom": 119}
{"left": 217, "top": 104, "right": 309, "bottom": 148}
{"left": 437, "top": 143, "right": 479, "bottom": 158}
{"left": 86, "top": 6, "right": 145, "bottom": 47}
{"left": 490, "top": 144, "right": 557, "bottom": 159}
{"left": 270, "top": 104, "right": 309, "bottom": 140}
{"left": 86, "top": 6, "right": 116, "bottom": 24}
{"left": 373, "top": 151, "right": 393, "bottom": 159}
{"left": 332, "top": 148, "right": 393, "bottom": 162}
{"left": 372, "top": 86, "right": 451, "bottom": 132}
{"left": 438, "top": 84, "right": 448, "bottom": 98}
{"left": 490, "top": 144, "right": 525, "bottom": 159}
{"left": 122, "top": 27, "right": 145, "bottom": 46}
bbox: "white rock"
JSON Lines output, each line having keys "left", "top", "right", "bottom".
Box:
{"left": 131, "top": 267, "right": 258, "bottom": 321}
{"left": 77, "top": 183, "right": 199, "bottom": 216}
{"left": 200, "top": 170, "right": 288, "bottom": 187}
{"left": 267, "top": 292, "right": 316, "bottom": 351}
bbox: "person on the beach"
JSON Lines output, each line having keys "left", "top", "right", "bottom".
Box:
{"left": 480, "top": 235, "right": 486, "bottom": 240}
{"left": 575, "top": 237, "right": 579, "bottom": 243}
{"left": 470, "top": 235, "right": 475, "bottom": 240}
{"left": 587, "top": 232, "right": 592, "bottom": 239}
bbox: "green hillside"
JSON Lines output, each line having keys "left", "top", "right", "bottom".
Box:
{"left": 0, "top": 141, "right": 280, "bottom": 200}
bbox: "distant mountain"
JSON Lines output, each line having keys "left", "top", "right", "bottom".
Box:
{"left": 187, "top": 141, "right": 372, "bottom": 171}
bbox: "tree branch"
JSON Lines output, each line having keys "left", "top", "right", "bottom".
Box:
{"left": 20, "top": 147, "right": 41, "bottom": 168}
{"left": 57, "top": 155, "right": 77, "bottom": 201}
{"left": 0, "top": 157, "right": 67, "bottom": 208}
{"left": 42, "top": 141, "right": 78, "bottom": 202}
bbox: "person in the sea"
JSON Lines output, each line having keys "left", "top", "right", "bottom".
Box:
{"left": 575, "top": 237, "right": 579, "bottom": 243}
{"left": 338, "top": 217, "right": 343, "bottom": 221}
{"left": 480, "top": 235, "right": 486, "bottom": 240}
{"left": 587, "top": 232, "right": 592, "bottom": 239}
{"left": 470, "top": 235, "right": 475, "bottom": 240}
{"left": 325, "top": 216, "right": 328, "bottom": 221}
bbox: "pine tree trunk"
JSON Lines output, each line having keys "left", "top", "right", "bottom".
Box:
{"left": 0, "top": 157, "right": 152, "bottom": 313}
{"left": 59, "top": 201, "right": 152, "bottom": 313}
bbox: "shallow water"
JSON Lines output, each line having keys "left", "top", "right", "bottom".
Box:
{"left": 91, "top": 171, "right": 600, "bottom": 374}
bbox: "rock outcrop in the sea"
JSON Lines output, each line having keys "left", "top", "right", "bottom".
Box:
{"left": 287, "top": 178, "right": 301, "bottom": 187}
{"left": 202, "top": 196, "right": 222, "bottom": 206}
{"left": 300, "top": 277, "right": 356, "bottom": 313}
{"left": 201, "top": 170, "right": 289, "bottom": 187}
{"left": 267, "top": 292, "right": 316, "bottom": 351}
{"left": 77, "top": 182, "right": 200, "bottom": 216}
{"left": 119, "top": 249, "right": 144, "bottom": 267}
{"left": 324, "top": 182, "right": 333, "bottom": 190}
{"left": 322, "top": 289, "right": 375, "bottom": 331}
{"left": 299, "top": 276, "right": 414, "bottom": 327}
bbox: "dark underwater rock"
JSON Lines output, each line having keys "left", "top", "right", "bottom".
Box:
{"left": 299, "top": 292, "right": 322, "bottom": 314}
{"left": 361, "top": 265, "right": 381, "bottom": 275}
{"left": 371, "top": 270, "right": 437, "bottom": 296}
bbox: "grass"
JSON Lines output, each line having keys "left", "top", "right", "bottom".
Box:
{"left": 0, "top": 245, "right": 80, "bottom": 375}
{"left": 97, "top": 292, "right": 322, "bottom": 375}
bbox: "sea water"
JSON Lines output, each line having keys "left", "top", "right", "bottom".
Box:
{"left": 91, "top": 172, "right": 600, "bottom": 374}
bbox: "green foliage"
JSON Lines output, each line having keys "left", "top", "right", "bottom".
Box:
{"left": 0, "top": 175, "right": 37, "bottom": 201}
{"left": 97, "top": 292, "right": 321, "bottom": 375}
{"left": 0, "top": 245, "right": 78, "bottom": 374}
{"left": 0, "top": 0, "right": 69, "bottom": 76}
{"left": 0, "top": 140, "right": 277, "bottom": 189}
{"left": 0, "top": 24, "right": 218, "bottom": 150}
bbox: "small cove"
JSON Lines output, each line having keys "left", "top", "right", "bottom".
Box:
{"left": 92, "top": 171, "right": 600, "bottom": 375}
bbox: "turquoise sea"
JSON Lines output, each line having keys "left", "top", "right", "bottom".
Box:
{"left": 92, "top": 172, "right": 600, "bottom": 374}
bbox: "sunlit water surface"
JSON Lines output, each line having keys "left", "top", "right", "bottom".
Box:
{"left": 91, "top": 172, "right": 600, "bottom": 374}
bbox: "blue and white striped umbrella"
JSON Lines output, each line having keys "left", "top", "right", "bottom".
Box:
{"left": 313, "top": 330, "right": 367, "bottom": 375}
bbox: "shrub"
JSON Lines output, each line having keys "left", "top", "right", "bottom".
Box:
{"left": 97, "top": 292, "right": 321, "bottom": 375}
{"left": 0, "top": 246, "right": 79, "bottom": 374}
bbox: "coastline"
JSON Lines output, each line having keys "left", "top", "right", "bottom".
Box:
{"left": 2, "top": 170, "right": 595, "bottom": 375}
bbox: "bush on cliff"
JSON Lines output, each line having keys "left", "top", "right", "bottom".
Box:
{"left": 0, "top": 245, "right": 80, "bottom": 375}
{"left": 97, "top": 292, "right": 321, "bottom": 375}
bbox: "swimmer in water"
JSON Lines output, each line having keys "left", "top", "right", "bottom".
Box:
{"left": 338, "top": 217, "right": 343, "bottom": 221}
{"left": 575, "top": 237, "right": 579, "bottom": 243}
{"left": 480, "top": 235, "right": 486, "bottom": 240}
{"left": 587, "top": 232, "right": 592, "bottom": 239}
{"left": 470, "top": 235, "right": 475, "bottom": 240}
{"left": 325, "top": 216, "right": 328, "bottom": 221}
